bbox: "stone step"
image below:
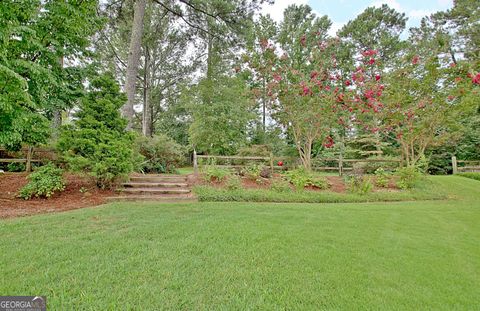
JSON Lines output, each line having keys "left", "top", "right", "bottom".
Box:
{"left": 129, "top": 176, "right": 188, "bottom": 183}
{"left": 118, "top": 187, "right": 191, "bottom": 195}
{"left": 122, "top": 182, "right": 188, "bottom": 188}
{"left": 106, "top": 194, "right": 197, "bottom": 203}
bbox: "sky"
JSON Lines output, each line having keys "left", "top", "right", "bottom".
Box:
{"left": 261, "top": 0, "right": 454, "bottom": 35}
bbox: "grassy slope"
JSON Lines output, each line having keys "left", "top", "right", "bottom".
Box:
{"left": 193, "top": 177, "right": 448, "bottom": 203}
{"left": 0, "top": 176, "right": 479, "bottom": 310}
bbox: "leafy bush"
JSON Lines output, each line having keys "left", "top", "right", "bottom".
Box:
{"left": 458, "top": 172, "right": 480, "bottom": 181}
{"left": 374, "top": 167, "right": 390, "bottom": 188}
{"left": 415, "top": 154, "right": 429, "bottom": 174}
{"left": 225, "top": 175, "right": 242, "bottom": 190}
{"left": 283, "top": 168, "right": 329, "bottom": 190}
{"left": 347, "top": 175, "right": 373, "bottom": 195}
{"left": 19, "top": 163, "right": 65, "bottom": 199}
{"left": 6, "top": 162, "right": 26, "bottom": 172}
{"left": 203, "top": 165, "right": 231, "bottom": 183}
{"left": 396, "top": 167, "right": 421, "bottom": 189}
{"left": 57, "top": 74, "right": 135, "bottom": 189}
{"left": 270, "top": 179, "right": 292, "bottom": 193}
{"left": 136, "top": 134, "right": 186, "bottom": 174}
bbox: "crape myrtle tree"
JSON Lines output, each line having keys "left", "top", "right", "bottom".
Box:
{"left": 266, "top": 5, "right": 342, "bottom": 170}
{"left": 261, "top": 4, "right": 387, "bottom": 170}
{"left": 0, "top": 0, "right": 102, "bottom": 149}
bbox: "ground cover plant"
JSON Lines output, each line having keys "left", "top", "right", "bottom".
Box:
{"left": 1, "top": 176, "right": 479, "bottom": 309}
{"left": 18, "top": 163, "right": 65, "bottom": 199}
{"left": 458, "top": 172, "right": 480, "bottom": 181}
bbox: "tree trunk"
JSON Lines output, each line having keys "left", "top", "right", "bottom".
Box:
{"left": 123, "top": 0, "right": 146, "bottom": 130}
{"left": 142, "top": 46, "right": 152, "bottom": 137}
{"left": 52, "top": 55, "right": 64, "bottom": 137}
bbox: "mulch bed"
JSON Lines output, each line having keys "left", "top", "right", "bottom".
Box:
{"left": 0, "top": 173, "right": 114, "bottom": 219}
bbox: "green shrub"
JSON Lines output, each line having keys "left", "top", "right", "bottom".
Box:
{"left": 241, "top": 164, "right": 262, "bottom": 180}
{"left": 374, "top": 168, "right": 390, "bottom": 188}
{"left": 458, "top": 172, "right": 480, "bottom": 181}
{"left": 347, "top": 175, "right": 373, "bottom": 195}
{"left": 6, "top": 162, "right": 26, "bottom": 172}
{"left": 270, "top": 179, "right": 292, "bottom": 193}
{"left": 203, "top": 166, "right": 231, "bottom": 183}
{"left": 396, "top": 167, "right": 421, "bottom": 189}
{"left": 225, "top": 175, "right": 242, "bottom": 190}
{"left": 283, "top": 168, "right": 329, "bottom": 190}
{"left": 415, "top": 154, "right": 429, "bottom": 174}
{"left": 57, "top": 74, "right": 135, "bottom": 189}
{"left": 19, "top": 163, "right": 65, "bottom": 199}
{"left": 136, "top": 134, "right": 186, "bottom": 174}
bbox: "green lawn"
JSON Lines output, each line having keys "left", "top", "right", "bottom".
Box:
{"left": 1, "top": 176, "right": 479, "bottom": 310}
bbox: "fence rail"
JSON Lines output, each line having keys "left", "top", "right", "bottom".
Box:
{"left": 0, "top": 147, "right": 56, "bottom": 172}
{"left": 193, "top": 151, "right": 400, "bottom": 176}
{"left": 452, "top": 156, "right": 480, "bottom": 174}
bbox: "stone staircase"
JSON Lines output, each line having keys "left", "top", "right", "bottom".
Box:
{"left": 106, "top": 174, "right": 196, "bottom": 202}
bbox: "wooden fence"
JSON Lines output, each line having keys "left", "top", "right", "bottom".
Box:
{"left": 0, "top": 147, "right": 56, "bottom": 172}
{"left": 193, "top": 151, "right": 401, "bottom": 176}
{"left": 452, "top": 156, "right": 480, "bottom": 174}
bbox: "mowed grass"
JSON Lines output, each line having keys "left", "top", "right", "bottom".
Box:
{"left": 1, "top": 176, "right": 479, "bottom": 310}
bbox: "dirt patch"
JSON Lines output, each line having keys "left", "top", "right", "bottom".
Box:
{"left": 325, "top": 176, "right": 347, "bottom": 193}
{"left": 0, "top": 173, "right": 114, "bottom": 219}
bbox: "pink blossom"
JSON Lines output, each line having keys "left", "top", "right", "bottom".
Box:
{"left": 472, "top": 73, "right": 480, "bottom": 85}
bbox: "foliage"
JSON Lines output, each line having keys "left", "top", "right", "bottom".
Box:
{"left": 19, "top": 163, "right": 65, "bottom": 199}
{"left": 6, "top": 162, "right": 26, "bottom": 172}
{"left": 187, "top": 76, "right": 255, "bottom": 155}
{"left": 202, "top": 166, "right": 231, "bottom": 183}
{"left": 347, "top": 175, "right": 374, "bottom": 195}
{"left": 283, "top": 168, "right": 329, "bottom": 190}
{"left": 458, "top": 172, "right": 480, "bottom": 182}
{"left": 338, "top": 4, "right": 407, "bottom": 65}
{"left": 225, "top": 175, "right": 242, "bottom": 190}
{"left": 374, "top": 168, "right": 390, "bottom": 188}
{"left": 135, "top": 134, "right": 186, "bottom": 174}
{"left": 57, "top": 74, "right": 134, "bottom": 189}
{"left": 194, "top": 176, "right": 447, "bottom": 203}
{"left": 269, "top": 179, "right": 293, "bottom": 193}
{"left": 0, "top": 1, "right": 103, "bottom": 149}
{"left": 395, "top": 167, "right": 422, "bottom": 190}
{"left": 241, "top": 164, "right": 261, "bottom": 180}
{"left": 237, "top": 145, "right": 271, "bottom": 157}
{"left": 364, "top": 156, "right": 400, "bottom": 174}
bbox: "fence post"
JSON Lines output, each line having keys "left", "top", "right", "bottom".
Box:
{"left": 269, "top": 153, "right": 274, "bottom": 175}
{"left": 193, "top": 149, "right": 198, "bottom": 175}
{"left": 452, "top": 156, "right": 457, "bottom": 174}
{"left": 25, "top": 146, "right": 33, "bottom": 172}
{"left": 338, "top": 153, "right": 344, "bottom": 177}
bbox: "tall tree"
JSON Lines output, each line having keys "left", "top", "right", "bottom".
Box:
{"left": 122, "top": 0, "right": 146, "bottom": 129}
{"left": 0, "top": 0, "right": 102, "bottom": 149}
{"left": 120, "top": 0, "right": 271, "bottom": 130}
{"left": 338, "top": 4, "right": 406, "bottom": 65}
